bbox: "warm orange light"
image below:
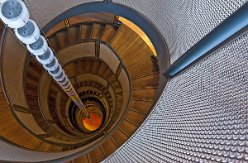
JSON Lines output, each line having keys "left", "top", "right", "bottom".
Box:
{"left": 82, "top": 112, "right": 102, "bottom": 131}
{"left": 118, "top": 16, "right": 157, "bottom": 56}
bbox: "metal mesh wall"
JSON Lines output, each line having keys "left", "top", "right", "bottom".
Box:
{"left": 0, "top": 139, "right": 93, "bottom": 162}
{"left": 113, "top": 0, "right": 247, "bottom": 63}
{"left": 104, "top": 31, "right": 248, "bottom": 162}
{"left": 25, "top": 0, "right": 100, "bottom": 27}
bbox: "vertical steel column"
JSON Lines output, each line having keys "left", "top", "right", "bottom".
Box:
{"left": 0, "top": 0, "right": 88, "bottom": 116}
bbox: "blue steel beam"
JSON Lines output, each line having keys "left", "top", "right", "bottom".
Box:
{"left": 164, "top": 2, "right": 248, "bottom": 78}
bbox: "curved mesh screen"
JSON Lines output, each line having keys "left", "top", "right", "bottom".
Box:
{"left": 104, "top": 31, "right": 248, "bottom": 162}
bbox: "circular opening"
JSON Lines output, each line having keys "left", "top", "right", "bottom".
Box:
{"left": 81, "top": 101, "right": 104, "bottom": 132}
{"left": 82, "top": 109, "right": 102, "bottom": 132}
{"left": 68, "top": 95, "right": 106, "bottom": 134}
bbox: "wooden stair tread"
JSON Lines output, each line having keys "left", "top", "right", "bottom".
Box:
{"left": 101, "top": 24, "right": 117, "bottom": 43}
{"left": 89, "top": 147, "right": 105, "bottom": 163}
{"left": 74, "top": 155, "right": 89, "bottom": 163}
{"left": 111, "top": 129, "right": 128, "bottom": 146}
{"left": 68, "top": 26, "right": 80, "bottom": 44}
{"left": 80, "top": 24, "right": 91, "bottom": 39}
{"left": 101, "top": 138, "right": 117, "bottom": 158}
{"left": 120, "top": 120, "right": 137, "bottom": 136}
{"left": 132, "top": 72, "right": 159, "bottom": 89}
{"left": 56, "top": 30, "right": 69, "bottom": 49}
{"left": 90, "top": 23, "right": 105, "bottom": 39}
{"left": 48, "top": 36, "right": 60, "bottom": 52}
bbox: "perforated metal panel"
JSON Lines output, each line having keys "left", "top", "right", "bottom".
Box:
{"left": 104, "top": 31, "right": 248, "bottom": 162}
{"left": 0, "top": 138, "right": 103, "bottom": 162}
{"left": 25, "top": 0, "right": 100, "bottom": 27}
{"left": 113, "top": 0, "right": 247, "bottom": 63}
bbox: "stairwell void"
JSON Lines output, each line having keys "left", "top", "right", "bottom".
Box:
{"left": 0, "top": 4, "right": 169, "bottom": 162}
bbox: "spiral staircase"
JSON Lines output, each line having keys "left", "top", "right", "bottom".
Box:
{"left": 1, "top": 0, "right": 246, "bottom": 162}
{"left": 0, "top": 12, "right": 162, "bottom": 162}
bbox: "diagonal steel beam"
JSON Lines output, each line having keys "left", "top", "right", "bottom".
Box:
{"left": 164, "top": 2, "right": 248, "bottom": 78}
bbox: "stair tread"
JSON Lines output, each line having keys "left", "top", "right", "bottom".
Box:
{"left": 90, "top": 23, "right": 105, "bottom": 39}
{"left": 101, "top": 24, "right": 117, "bottom": 43}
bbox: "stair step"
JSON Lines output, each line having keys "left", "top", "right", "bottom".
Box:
{"left": 111, "top": 129, "right": 127, "bottom": 146}
{"left": 35, "top": 141, "right": 52, "bottom": 152}
{"left": 119, "top": 120, "right": 137, "bottom": 136}
{"left": 80, "top": 24, "right": 91, "bottom": 40}
{"left": 74, "top": 155, "right": 89, "bottom": 163}
{"left": 126, "top": 110, "right": 146, "bottom": 125}
{"left": 85, "top": 60, "right": 92, "bottom": 73}
{"left": 101, "top": 138, "right": 117, "bottom": 157}
{"left": 121, "top": 43, "right": 152, "bottom": 66}
{"left": 90, "top": 23, "right": 105, "bottom": 40}
{"left": 68, "top": 26, "right": 80, "bottom": 44}
{"left": 0, "top": 110, "right": 16, "bottom": 131}
{"left": 23, "top": 137, "right": 41, "bottom": 149}
{"left": 48, "top": 36, "right": 61, "bottom": 52}
{"left": 127, "top": 58, "right": 154, "bottom": 79}
{"left": 129, "top": 99, "right": 153, "bottom": 114}
{"left": 132, "top": 87, "right": 157, "bottom": 100}
{"left": 101, "top": 24, "right": 117, "bottom": 43}
{"left": 89, "top": 147, "right": 105, "bottom": 163}
{"left": 132, "top": 72, "right": 159, "bottom": 89}
{"left": 64, "top": 62, "right": 79, "bottom": 78}
{"left": 56, "top": 30, "right": 69, "bottom": 49}
{"left": 110, "top": 25, "right": 140, "bottom": 56}
{"left": 49, "top": 144, "right": 63, "bottom": 152}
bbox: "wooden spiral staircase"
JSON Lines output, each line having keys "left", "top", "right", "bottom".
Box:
{"left": 0, "top": 14, "right": 160, "bottom": 162}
